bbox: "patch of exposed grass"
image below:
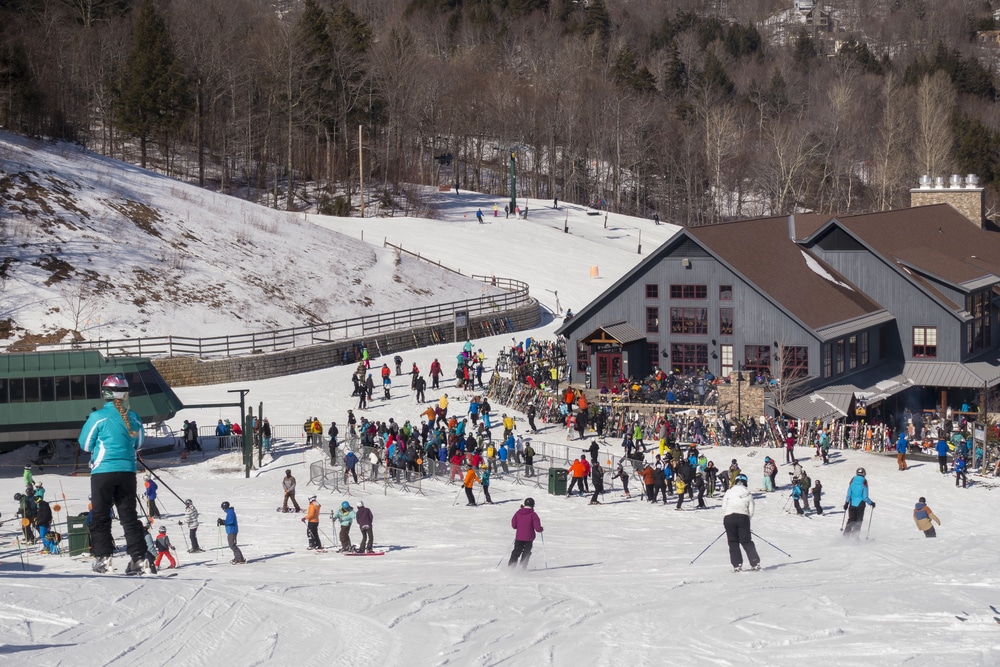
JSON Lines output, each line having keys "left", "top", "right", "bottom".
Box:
{"left": 106, "top": 199, "right": 163, "bottom": 237}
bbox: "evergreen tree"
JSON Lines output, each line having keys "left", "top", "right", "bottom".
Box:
{"left": 116, "top": 0, "right": 189, "bottom": 168}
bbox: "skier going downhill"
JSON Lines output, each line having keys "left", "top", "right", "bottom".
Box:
{"left": 721, "top": 473, "right": 761, "bottom": 572}
{"left": 508, "top": 497, "right": 543, "bottom": 568}
{"left": 844, "top": 467, "right": 875, "bottom": 538}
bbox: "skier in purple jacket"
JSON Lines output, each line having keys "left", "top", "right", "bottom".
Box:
{"left": 508, "top": 498, "right": 543, "bottom": 568}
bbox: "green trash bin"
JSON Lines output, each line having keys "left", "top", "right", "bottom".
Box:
{"left": 548, "top": 468, "right": 568, "bottom": 496}
{"left": 67, "top": 515, "right": 90, "bottom": 557}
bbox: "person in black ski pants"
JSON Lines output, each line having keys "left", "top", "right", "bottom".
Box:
{"left": 722, "top": 474, "right": 761, "bottom": 571}
{"left": 652, "top": 464, "right": 668, "bottom": 504}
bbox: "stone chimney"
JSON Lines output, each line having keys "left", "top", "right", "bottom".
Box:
{"left": 910, "top": 174, "right": 986, "bottom": 228}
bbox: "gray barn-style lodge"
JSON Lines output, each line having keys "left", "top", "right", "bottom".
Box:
{"left": 557, "top": 179, "right": 1000, "bottom": 422}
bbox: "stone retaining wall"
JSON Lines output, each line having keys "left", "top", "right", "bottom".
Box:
{"left": 154, "top": 300, "right": 540, "bottom": 387}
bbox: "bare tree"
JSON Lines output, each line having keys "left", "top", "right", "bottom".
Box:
{"left": 769, "top": 342, "right": 812, "bottom": 418}
{"left": 872, "top": 71, "right": 913, "bottom": 212}
{"left": 914, "top": 70, "right": 955, "bottom": 178}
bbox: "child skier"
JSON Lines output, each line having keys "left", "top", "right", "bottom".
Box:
{"left": 302, "top": 496, "right": 322, "bottom": 550}
{"left": 154, "top": 526, "right": 177, "bottom": 569}
{"left": 811, "top": 480, "right": 823, "bottom": 515}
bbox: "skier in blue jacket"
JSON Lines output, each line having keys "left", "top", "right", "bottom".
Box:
{"left": 935, "top": 438, "right": 950, "bottom": 474}
{"left": 217, "top": 501, "right": 246, "bottom": 563}
{"left": 78, "top": 374, "right": 149, "bottom": 575}
{"left": 843, "top": 467, "right": 875, "bottom": 537}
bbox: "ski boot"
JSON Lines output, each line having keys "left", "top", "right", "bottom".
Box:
{"left": 92, "top": 556, "right": 112, "bottom": 574}
{"left": 733, "top": 564, "right": 743, "bottom": 573}
{"left": 124, "top": 558, "right": 146, "bottom": 576}
{"left": 750, "top": 564, "right": 761, "bottom": 571}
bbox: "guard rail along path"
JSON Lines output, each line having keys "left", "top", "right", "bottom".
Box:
{"left": 33, "top": 276, "right": 539, "bottom": 387}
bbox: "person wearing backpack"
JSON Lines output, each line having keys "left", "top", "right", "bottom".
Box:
{"left": 790, "top": 482, "right": 805, "bottom": 515}
{"left": 797, "top": 472, "right": 811, "bottom": 511}
{"left": 394, "top": 355, "right": 403, "bottom": 376}
{"left": 16, "top": 492, "right": 37, "bottom": 544}
{"left": 913, "top": 497, "right": 941, "bottom": 537}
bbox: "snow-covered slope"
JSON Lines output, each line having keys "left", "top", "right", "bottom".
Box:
{"left": 0, "top": 132, "right": 498, "bottom": 348}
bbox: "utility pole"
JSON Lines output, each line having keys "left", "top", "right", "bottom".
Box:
{"left": 509, "top": 150, "right": 517, "bottom": 215}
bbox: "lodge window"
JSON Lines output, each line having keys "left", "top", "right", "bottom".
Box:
{"left": 670, "top": 343, "right": 708, "bottom": 374}
{"left": 719, "top": 308, "right": 733, "bottom": 336}
{"left": 670, "top": 307, "right": 707, "bottom": 334}
{"left": 782, "top": 347, "right": 809, "bottom": 378}
{"left": 966, "top": 291, "right": 991, "bottom": 354}
{"left": 645, "top": 284, "right": 659, "bottom": 299}
{"left": 848, "top": 335, "right": 857, "bottom": 370}
{"left": 913, "top": 326, "right": 937, "bottom": 358}
{"left": 648, "top": 342, "right": 660, "bottom": 366}
{"left": 0, "top": 373, "right": 111, "bottom": 404}
{"left": 860, "top": 331, "right": 869, "bottom": 366}
{"left": 719, "top": 285, "right": 732, "bottom": 300}
{"left": 823, "top": 343, "right": 832, "bottom": 378}
{"left": 646, "top": 307, "right": 660, "bottom": 333}
{"left": 669, "top": 284, "right": 707, "bottom": 299}
{"left": 744, "top": 345, "right": 771, "bottom": 378}
{"left": 720, "top": 344, "right": 733, "bottom": 378}
{"left": 576, "top": 341, "right": 589, "bottom": 372}
{"left": 878, "top": 326, "right": 887, "bottom": 360}
{"left": 836, "top": 339, "right": 845, "bottom": 374}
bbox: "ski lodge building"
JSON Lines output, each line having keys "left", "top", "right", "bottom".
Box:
{"left": 556, "top": 176, "right": 1000, "bottom": 422}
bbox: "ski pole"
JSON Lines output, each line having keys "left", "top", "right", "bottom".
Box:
{"left": 178, "top": 521, "right": 190, "bottom": 551}
{"left": 750, "top": 530, "right": 792, "bottom": 558}
{"left": 540, "top": 533, "right": 549, "bottom": 570}
{"left": 866, "top": 505, "right": 875, "bottom": 540}
{"left": 496, "top": 539, "right": 515, "bottom": 569}
{"left": 16, "top": 536, "right": 25, "bottom": 571}
{"left": 841, "top": 508, "right": 848, "bottom": 532}
{"left": 217, "top": 524, "right": 222, "bottom": 562}
{"left": 689, "top": 530, "right": 726, "bottom": 565}
{"left": 319, "top": 525, "right": 335, "bottom": 542}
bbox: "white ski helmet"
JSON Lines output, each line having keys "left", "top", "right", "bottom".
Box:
{"left": 101, "top": 374, "right": 129, "bottom": 400}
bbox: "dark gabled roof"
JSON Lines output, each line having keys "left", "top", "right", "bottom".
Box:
{"left": 836, "top": 204, "right": 1000, "bottom": 289}
{"left": 789, "top": 213, "right": 833, "bottom": 240}
{"left": 688, "top": 217, "right": 885, "bottom": 330}
{"left": 581, "top": 322, "right": 645, "bottom": 345}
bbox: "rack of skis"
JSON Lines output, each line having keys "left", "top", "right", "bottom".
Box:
{"left": 486, "top": 372, "right": 899, "bottom": 451}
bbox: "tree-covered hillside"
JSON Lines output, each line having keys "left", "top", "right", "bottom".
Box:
{"left": 0, "top": 0, "right": 997, "bottom": 224}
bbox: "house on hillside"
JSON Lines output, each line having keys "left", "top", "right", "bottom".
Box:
{"left": 556, "top": 175, "right": 1000, "bottom": 421}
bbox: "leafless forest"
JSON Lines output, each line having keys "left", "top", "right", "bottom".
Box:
{"left": 1, "top": 0, "right": 997, "bottom": 224}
